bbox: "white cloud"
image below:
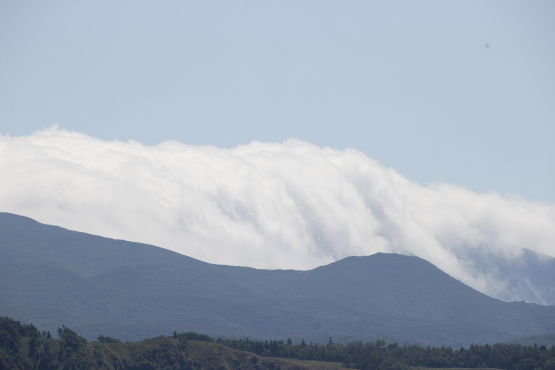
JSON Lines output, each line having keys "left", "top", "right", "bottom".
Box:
{"left": 1, "top": 126, "right": 554, "bottom": 303}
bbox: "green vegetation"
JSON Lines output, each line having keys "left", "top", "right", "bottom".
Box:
{"left": 2, "top": 317, "right": 555, "bottom": 370}
{"left": 212, "top": 337, "right": 555, "bottom": 370}
{"left": 0, "top": 316, "right": 328, "bottom": 370}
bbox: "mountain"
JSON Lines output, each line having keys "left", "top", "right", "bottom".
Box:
{"left": 460, "top": 246, "right": 555, "bottom": 305}
{"left": 510, "top": 333, "right": 555, "bottom": 347}
{"left": 1, "top": 212, "right": 554, "bottom": 347}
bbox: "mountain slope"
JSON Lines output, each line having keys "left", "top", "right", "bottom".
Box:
{"left": 1, "top": 212, "right": 554, "bottom": 347}
{"left": 463, "top": 247, "right": 555, "bottom": 305}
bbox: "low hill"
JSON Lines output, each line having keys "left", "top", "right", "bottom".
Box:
{"left": 1, "top": 212, "right": 555, "bottom": 347}
{"left": 2, "top": 316, "right": 554, "bottom": 370}
{"left": 0, "top": 316, "right": 337, "bottom": 370}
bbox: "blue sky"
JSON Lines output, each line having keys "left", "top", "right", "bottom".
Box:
{"left": 1, "top": 0, "right": 554, "bottom": 202}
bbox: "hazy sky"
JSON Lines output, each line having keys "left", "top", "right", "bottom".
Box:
{"left": 1, "top": 1, "right": 554, "bottom": 202}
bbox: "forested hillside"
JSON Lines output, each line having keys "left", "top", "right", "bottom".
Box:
{"left": 0, "top": 317, "right": 322, "bottom": 370}
{"left": 2, "top": 317, "right": 555, "bottom": 370}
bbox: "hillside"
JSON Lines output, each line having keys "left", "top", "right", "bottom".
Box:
{"left": 0, "top": 316, "right": 338, "bottom": 370}
{"left": 2, "top": 316, "right": 554, "bottom": 370}
{"left": 1, "top": 212, "right": 555, "bottom": 347}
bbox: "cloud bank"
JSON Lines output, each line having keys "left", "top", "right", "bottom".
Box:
{"left": 1, "top": 127, "right": 554, "bottom": 304}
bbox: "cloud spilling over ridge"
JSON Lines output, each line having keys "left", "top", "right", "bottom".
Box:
{"left": 1, "top": 126, "right": 554, "bottom": 304}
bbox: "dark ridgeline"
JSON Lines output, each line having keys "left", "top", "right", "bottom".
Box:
{"left": 1, "top": 212, "right": 555, "bottom": 347}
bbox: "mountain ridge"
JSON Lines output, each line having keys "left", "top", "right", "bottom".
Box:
{"left": 1, "top": 212, "right": 554, "bottom": 347}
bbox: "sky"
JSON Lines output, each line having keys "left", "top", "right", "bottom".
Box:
{"left": 1, "top": 1, "right": 555, "bottom": 304}
{"left": 1, "top": 0, "right": 554, "bottom": 202}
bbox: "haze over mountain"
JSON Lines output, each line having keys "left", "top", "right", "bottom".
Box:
{"left": 1, "top": 213, "right": 554, "bottom": 347}
{"left": 1, "top": 128, "right": 554, "bottom": 306}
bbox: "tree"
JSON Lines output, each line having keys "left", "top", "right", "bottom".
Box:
{"left": 97, "top": 335, "right": 121, "bottom": 343}
{"left": 57, "top": 325, "right": 87, "bottom": 351}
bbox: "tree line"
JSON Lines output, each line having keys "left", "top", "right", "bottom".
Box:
{"left": 185, "top": 334, "right": 555, "bottom": 370}
{"left": 2, "top": 316, "right": 555, "bottom": 370}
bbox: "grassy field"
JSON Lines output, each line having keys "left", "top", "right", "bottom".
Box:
{"left": 186, "top": 341, "right": 348, "bottom": 370}
{"left": 280, "top": 358, "right": 347, "bottom": 370}
{"left": 410, "top": 368, "right": 505, "bottom": 370}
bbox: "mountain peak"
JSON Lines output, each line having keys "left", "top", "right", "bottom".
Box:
{"left": 1, "top": 213, "right": 554, "bottom": 347}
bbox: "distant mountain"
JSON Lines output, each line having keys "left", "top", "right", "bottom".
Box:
{"left": 459, "top": 246, "right": 555, "bottom": 305}
{"left": 1, "top": 212, "right": 554, "bottom": 347}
